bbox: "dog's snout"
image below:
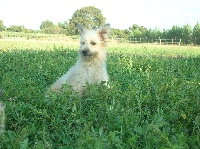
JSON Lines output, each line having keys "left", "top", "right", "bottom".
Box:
{"left": 82, "top": 49, "right": 89, "bottom": 55}
{"left": 82, "top": 50, "right": 88, "bottom": 55}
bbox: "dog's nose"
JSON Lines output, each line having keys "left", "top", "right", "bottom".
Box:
{"left": 82, "top": 50, "right": 88, "bottom": 55}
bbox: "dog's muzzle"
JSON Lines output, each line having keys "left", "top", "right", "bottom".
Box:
{"left": 82, "top": 49, "right": 92, "bottom": 56}
{"left": 82, "top": 50, "right": 88, "bottom": 55}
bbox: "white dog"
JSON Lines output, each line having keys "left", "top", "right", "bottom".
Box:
{"left": 49, "top": 24, "right": 110, "bottom": 94}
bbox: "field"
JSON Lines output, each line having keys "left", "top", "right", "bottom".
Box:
{"left": 0, "top": 39, "right": 200, "bottom": 148}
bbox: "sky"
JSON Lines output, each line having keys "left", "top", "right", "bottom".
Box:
{"left": 0, "top": 0, "right": 200, "bottom": 30}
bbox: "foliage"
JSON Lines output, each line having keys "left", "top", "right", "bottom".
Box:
{"left": 57, "top": 21, "right": 69, "bottom": 35}
{"left": 129, "top": 24, "right": 147, "bottom": 39}
{"left": 0, "top": 41, "right": 200, "bottom": 148}
{"left": 110, "top": 28, "right": 130, "bottom": 38}
{"left": 1, "top": 5, "right": 200, "bottom": 45}
{"left": 7, "top": 25, "right": 24, "bottom": 32}
{"left": 0, "top": 20, "right": 6, "bottom": 32}
{"left": 67, "top": 6, "right": 106, "bottom": 35}
{"left": 0, "top": 20, "right": 3, "bottom": 26}
{"left": 0, "top": 31, "right": 71, "bottom": 40}
{"left": 40, "top": 20, "right": 63, "bottom": 34}
{"left": 182, "top": 24, "right": 193, "bottom": 44}
{"left": 164, "top": 25, "right": 193, "bottom": 44}
{"left": 40, "top": 20, "right": 54, "bottom": 30}
{"left": 193, "top": 22, "right": 200, "bottom": 45}
{"left": 58, "top": 21, "right": 68, "bottom": 30}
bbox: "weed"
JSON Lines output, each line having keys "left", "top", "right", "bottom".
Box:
{"left": 0, "top": 41, "right": 200, "bottom": 148}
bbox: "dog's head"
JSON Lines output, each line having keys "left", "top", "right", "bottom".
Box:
{"left": 77, "top": 24, "right": 110, "bottom": 61}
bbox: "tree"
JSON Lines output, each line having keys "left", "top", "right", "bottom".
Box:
{"left": 58, "top": 21, "right": 69, "bottom": 35}
{"left": 7, "top": 25, "right": 24, "bottom": 32}
{"left": 182, "top": 24, "right": 192, "bottom": 44}
{"left": 166, "top": 25, "right": 183, "bottom": 42}
{"left": 40, "top": 20, "right": 54, "bottom": 30}
{"left": 40, "top": 20, "right": 55, "bottom": 34}
{"left": 0, "top": 20, "right": 6, "bottom": 31}
{"left": 68, "top": 6, "right": 106, "bottom": 35}
{"left": 129, "top": 24, "right": 148, "bottom": 41}
{"left": 152, "top": 28, "right": 163, "bottom": 39}
{"left": 145, "top": 29, "right": 154, "bottom": 42}
{"left": 193, "top": 22, "right": 200, "bottom": 45}
{"left": 130, "top": 29, "right": 143, "bottom": 40}
{"left": 58, "top": 21, "right": 68, "bottom": 30}
{"left": 111, "top": 28, "right": 130, "bottom": 38}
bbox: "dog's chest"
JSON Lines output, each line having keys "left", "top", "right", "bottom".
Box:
{"left": 67, "top": 61, "right": 107, "bottom": 88}
{"left": 82, "top": 64, "right": 103, "bottom": 80}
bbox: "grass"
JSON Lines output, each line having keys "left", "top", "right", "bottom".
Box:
{"left": 0, "top": 39, "right": 200, "bottom": 148}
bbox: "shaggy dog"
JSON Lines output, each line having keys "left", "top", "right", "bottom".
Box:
{"left": 49, "top": 24, "right": 110, "bottom": 94}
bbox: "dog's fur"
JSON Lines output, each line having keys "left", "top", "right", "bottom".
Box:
{"left": 49, "top": 24, "right": 110, "bottom": 94}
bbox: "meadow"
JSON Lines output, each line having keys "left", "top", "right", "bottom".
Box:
{"left": 0, "top": 39, "right": 200, "bottom": 148}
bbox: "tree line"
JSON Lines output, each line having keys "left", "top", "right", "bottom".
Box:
{"left": 0, "top": 6, "right": 200, "bottom": 45}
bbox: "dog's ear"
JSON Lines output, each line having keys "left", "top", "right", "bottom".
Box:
{"left": 77, "top": 24, "right": 86, "bottom": 34}
{"left": 98, "top": 24, "right": 110, "bottom": 40}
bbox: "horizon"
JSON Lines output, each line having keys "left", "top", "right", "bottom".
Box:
{"left": 0, "top": 0, "right": 200, "bottom": 30}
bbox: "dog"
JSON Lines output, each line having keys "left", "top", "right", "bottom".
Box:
{"left": 49, "top": 24, "right": 110, "bottom": 94}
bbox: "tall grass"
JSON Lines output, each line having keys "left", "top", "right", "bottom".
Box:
{"left": 0, "top": 40, "right": 200, "bottom": 148}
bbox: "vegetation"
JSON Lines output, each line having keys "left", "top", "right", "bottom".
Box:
{"left": 1, "top": 6, "right": 200, "bottom": 44}
{"left": 0, "top": 20, "right": 6, "bottom": 32}
{"left": 193, "top": 22, "right": 200, "bottom": 45}
{"left": 67, "top": 6, "right": 106, "bottom": 35}
{"left": 0, "top": 40, "right": 200, "bottom": 148}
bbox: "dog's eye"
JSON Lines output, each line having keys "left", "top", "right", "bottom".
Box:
{"left": 91, "top": 41, "right": 96, "bottom": 45}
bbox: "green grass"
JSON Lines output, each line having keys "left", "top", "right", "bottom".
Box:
{"left": 0, "top": 40, "right": 200, "bottom": 148}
